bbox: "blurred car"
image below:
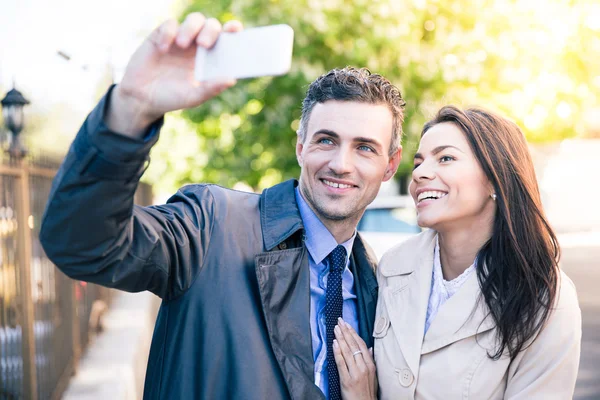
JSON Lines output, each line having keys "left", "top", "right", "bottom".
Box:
{"left": 358, "top": 195, "right": 421, "bottom": 260}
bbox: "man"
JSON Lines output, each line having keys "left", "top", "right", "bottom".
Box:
{"left": 40, "top": 13, "right": 404, "bottom": 399}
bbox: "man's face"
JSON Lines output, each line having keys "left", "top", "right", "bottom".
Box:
{"left": 296, "top": 100, "right": 401, "bottom": 226}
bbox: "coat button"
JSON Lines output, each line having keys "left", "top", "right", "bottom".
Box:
{"left": 374, "top": 316, "right": 388, "bottom": 335}
{"left": 398, "top": 368, "right": 414, "bottom": 387}
{"left": 279, "top": 242, "right": 287, "bottom": 250}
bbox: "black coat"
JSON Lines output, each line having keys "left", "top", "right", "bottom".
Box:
{"left": 40, "top": 88, "right": 379, "bottom": 399}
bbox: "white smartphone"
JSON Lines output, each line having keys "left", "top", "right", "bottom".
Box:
{"left": 194, "top": 24, "right": 294, "bottom": 81}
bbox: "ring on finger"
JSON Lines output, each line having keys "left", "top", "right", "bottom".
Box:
{"left": 352, "top": 350, "right": 362, "bottom": 357}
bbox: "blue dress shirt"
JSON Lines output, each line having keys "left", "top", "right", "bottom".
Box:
{"left": 295, "top": 188, "right": 359, "bottom": 397}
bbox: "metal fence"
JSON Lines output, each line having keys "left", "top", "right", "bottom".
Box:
{"left": 0, "top": 150, "right": 152, "bottom": 400}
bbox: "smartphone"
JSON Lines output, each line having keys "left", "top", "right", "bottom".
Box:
{"left": 194, "top": 24, "right": 294, "bottom": 82}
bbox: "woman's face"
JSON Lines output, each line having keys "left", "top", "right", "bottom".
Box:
{"left": 409, "top": 122, "right": 496, "bottom": 232}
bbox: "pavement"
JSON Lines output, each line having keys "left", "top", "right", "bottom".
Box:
{"left": 559, "top": 234, "right": 600, "bottom": 400}
{"left": 61, "top": 290, "right": 160, "bottom": 400}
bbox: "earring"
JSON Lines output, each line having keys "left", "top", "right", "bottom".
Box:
{"left": 491, "top": 193, "right": 497, "bottom": 201}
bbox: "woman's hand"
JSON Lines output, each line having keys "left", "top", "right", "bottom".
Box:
{"left": 333, "top": 318, "right": 377, "bottom": 400}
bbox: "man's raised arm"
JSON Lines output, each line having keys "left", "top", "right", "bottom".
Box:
{"left": 39, "top": 14, "right": 241, "bottom": 299}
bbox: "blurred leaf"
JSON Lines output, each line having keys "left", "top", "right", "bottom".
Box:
{"left": 145, "top": 0, "right": 600, "bottom": 194}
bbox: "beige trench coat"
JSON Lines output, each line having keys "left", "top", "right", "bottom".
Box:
{"left": 374, "top": 229, "right": 581, "bottom": 399}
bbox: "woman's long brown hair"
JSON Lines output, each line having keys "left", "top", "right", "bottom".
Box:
{"left": 422, "top": 106, "right": 559, "bottom": 360}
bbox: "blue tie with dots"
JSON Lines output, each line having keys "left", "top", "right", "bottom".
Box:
{"left": 325, "top": 245, "right": 347, "bottom": 400}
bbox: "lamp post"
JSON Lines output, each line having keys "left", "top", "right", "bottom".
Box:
{"left": 0, "top": 86, "right": 37, "bottom": 400}
{"left": 1, "top": 87, "right": 30, "bottom": 160}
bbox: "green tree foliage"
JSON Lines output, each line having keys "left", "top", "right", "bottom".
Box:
{"left": 144, "top": 0, "right": 600, "bottom": 194}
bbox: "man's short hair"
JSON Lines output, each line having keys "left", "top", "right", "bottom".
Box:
{"left": 298, "top": 67, "right": 406, "bottom": 156}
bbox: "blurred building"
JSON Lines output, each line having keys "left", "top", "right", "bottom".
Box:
{"left": 531, "top": 139, "right": 600, "bottom": 233}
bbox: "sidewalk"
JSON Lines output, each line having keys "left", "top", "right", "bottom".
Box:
{"left": 62, "top": 290, "right": 160, "bottom": 400}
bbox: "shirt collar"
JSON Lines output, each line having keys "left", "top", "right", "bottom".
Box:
{"left": 295, "top": 187, "right": 356, "bottom": 265}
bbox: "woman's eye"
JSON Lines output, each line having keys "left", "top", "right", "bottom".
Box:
{"left": 413, "top": 163, "right": 421, "bottom": 170}
{"left": 440, "top": 155, "right": 454, "bottom": 163}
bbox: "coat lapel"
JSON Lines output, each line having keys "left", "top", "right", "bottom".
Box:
{"left": 255, "top": 247, "right": 325, "bottom": 400}
{"left": 380, "top": 230, "right": 436, "bottom": 376}
{"left": 256, "top": 179, "right": 324, "bottom": 400}
{"left": 350, "top": 234, "right": 379, "bottom": 348}
{"left": 255, "top": 179, "right": 378, "bottom": 399}
{"left": 259, "top": 179, "right": 303, "bottom": 251}
{"left": 421, "top": 268, "right": 495, "bottom": 354}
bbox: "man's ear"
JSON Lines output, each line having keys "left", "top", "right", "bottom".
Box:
{"left": 383, "top": 146, "right": 402, "bottom": 181}
{"left": 296, "top": 132, "right": 304, "bottom": 166}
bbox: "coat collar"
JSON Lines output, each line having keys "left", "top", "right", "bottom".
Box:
{"left": 350, "top": 234, "right": 379, "bottom": 347}
{"left": 381, "top": 230, "right": 435, "bottom": 375}
{"left": 421, "top": 269, "right": 495, "bottom": 354}
{"left": 258, "top": 178, "right": 379, "bottom": 339}
{"left": 255, "top": 247, "right": 325, "bottom": 400}
{"left": 419, "top": 232, "right": 495, "bottom": 354}
{"left": 256, "top": 179, "right": 378, "bottom": 398}
{"left": 260, "top": 179, "right": 304, "bottom": 251}
{"left": 380, "top": 229, "right": 495, "bottom": 374}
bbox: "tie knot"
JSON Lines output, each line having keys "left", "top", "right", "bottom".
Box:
{"left": 328, "top": 245, "right": 347, "bottom": 272}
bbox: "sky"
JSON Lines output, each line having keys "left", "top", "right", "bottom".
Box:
{"left": 0, "top": 0, "right": 177, "bottom": 116}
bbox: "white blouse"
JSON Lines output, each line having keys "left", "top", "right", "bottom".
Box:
{"left": 424, "top": 236, "right": 476, "bottom": 333}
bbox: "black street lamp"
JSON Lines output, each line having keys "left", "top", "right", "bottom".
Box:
{"left": 1, "top": 87, "right": 30, "bottom": 159}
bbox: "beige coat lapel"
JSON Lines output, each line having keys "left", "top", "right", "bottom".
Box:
{"left": 380, "top": 230, "right": 436, "bottom": 376}
{"left": 422, "top": 263, "right": 496, "bottom": 355}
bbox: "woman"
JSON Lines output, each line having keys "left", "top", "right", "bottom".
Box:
{"left": 333, "top": 106, "right": 581, "bottom": 399}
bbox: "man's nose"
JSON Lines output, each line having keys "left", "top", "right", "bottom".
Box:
{"left": 328, "top": 148, "right": 354, "bottom": 175}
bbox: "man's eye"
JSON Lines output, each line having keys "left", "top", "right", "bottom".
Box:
{"left": 358, "top": 145, "right": 374, "bottom": 152}
{"left": 319, "top": 138, "right": 334, "bottom": 145}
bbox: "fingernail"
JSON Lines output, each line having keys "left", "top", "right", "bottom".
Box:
{"left": 334, "top": 325, "right": 341, "bottom": 334}
{"left": 338, "top": 317, "right": 343, "bottom": 324}
{"left": 343, "top": 320, "right": 350, "bottom": 328}
{"left": 333, "top": 339, "right": 339, "bottom": 348}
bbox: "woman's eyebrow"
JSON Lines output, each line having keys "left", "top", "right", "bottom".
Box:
{"left": 414, "top": 145, "right": 465, "bottom": 159}
{"left": 431, "top": 145, "right": 464, "bottom": 155}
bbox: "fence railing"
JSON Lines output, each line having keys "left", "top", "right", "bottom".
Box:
{"left": 0, "top": 152, "right": 152, "bottom": 400}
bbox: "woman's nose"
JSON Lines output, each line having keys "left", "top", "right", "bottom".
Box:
{"left": 412, "top": 160, "right": 434, "bottom": 182}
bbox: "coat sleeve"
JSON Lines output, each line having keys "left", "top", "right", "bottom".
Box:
{"left": 39, "top": 86, "right": 214, "bottom": 300}
{"left": 504, "top": 272, "right": 582, "bottom": 400}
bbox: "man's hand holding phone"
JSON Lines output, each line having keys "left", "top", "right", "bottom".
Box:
{"left": 106, "top": 13, "right": 242, "bottom": 138}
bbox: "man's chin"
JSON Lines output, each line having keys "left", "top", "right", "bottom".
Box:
{"left": 304, "top": 190, "right": 363, "bottom": 222}
{"left": 315, "top": 204, "right": 360, "bottom": 222}
{"left": 320, "top": 212, "right": 351, "bottom": 221}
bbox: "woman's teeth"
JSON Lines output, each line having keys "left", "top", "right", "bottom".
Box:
{"left": 417, "top": 191, "right": 448, "bottom": 203}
